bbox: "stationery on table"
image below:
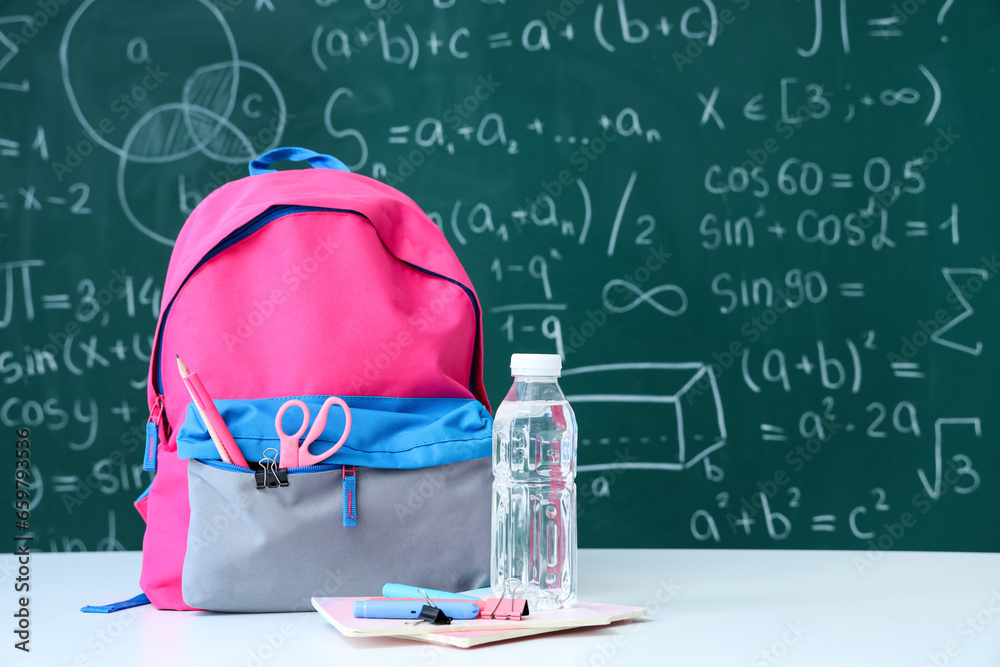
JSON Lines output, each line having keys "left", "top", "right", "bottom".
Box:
{"left": 313, "top": 596, "right": 640, "bottom": 637}
{"left": 312, "top": 582, "right": 647, "bottom": 645}
{"left": 176, "top": 355, "right": 250, "bottom": 468}
{"left": 369, "top": 585, "right": 530, "bottom": 621}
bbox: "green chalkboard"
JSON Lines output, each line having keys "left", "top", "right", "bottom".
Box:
{"left": 2, "top": 0, "right": 999, "bottom": 554}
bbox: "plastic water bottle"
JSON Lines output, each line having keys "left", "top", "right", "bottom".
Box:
{"left": 491, "top": 353, "right": 577, "bottom": 611}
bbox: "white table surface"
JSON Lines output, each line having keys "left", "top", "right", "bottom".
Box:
{"left": 2, "top": 549, "right": 998, "bottom": 666}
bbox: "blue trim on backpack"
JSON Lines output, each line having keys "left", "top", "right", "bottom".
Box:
{"left": 82, "top": 593, "right": 150, "bottom": 614}
{"left": 176, "top": 395, "right": 492, "bottom": 469}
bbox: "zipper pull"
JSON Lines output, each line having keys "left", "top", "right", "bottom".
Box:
{"left": 342, "top": 466, "right": 357, "bottom": 527}
{"left": 143, "top": 395, "right": 164, "bottom": 472}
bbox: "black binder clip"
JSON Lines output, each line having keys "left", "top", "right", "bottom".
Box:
{"left": 255, "top": 448, "right": 288, "bottom": 489}
{"left": 416, "top": 605, "right": 452, "bottom": 625}
{"left": 406, "top": 590, "right": 453, "bottom": 626}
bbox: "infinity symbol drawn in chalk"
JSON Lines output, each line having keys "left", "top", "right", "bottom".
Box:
{"left": 601, "top": 280, "right": 688, "bottom": 316}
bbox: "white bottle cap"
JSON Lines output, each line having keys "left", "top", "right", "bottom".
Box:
{"left": 510, "top": 353, "right": 562, "bottom": 377}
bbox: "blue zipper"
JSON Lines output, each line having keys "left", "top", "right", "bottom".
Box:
{"left": 151, "top": 204, "right": 484, "bottom": 435}
{"left": 196, "top": 458, "right": 345, "bottom": 475}
{"left": 400, "top": 261, "right": 482, "bottom": 394}
{"left": 199, "top": 458, "right": 361, "bottom": 527}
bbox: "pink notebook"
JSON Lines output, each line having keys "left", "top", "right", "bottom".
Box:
{"left": 311, "top": 597, "right": 647, "bottom": 648}
{"left": 394, "top": 601, "right": 648, "bottom": 648}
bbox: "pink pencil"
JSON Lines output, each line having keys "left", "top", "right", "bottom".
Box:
{"left": 176, "top": 356, "right": 250, "bottom": 468}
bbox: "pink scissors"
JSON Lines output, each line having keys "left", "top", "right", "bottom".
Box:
{"left": 274, "top": 397, "right": 352, "bottom": 468}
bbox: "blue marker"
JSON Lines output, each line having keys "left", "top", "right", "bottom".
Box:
{"left": 353, "top": 600, "right": 481, "bottom": 620}
{"left": 382, "top": 583, "right": 480, "bottom": 601}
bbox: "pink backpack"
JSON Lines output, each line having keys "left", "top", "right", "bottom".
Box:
{"left": 129, "top": 148, "right": 492, "bottom": 612}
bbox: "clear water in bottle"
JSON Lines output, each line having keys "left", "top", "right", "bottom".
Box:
{"left": 491, "top": 354, "right": 577, "bottom": 611}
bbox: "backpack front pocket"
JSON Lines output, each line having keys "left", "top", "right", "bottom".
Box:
{"left": 177, "top": 395, "right": 492, "bottom": 612}
{"left": 182, "top": 457, "right": 490, "bottom": 612}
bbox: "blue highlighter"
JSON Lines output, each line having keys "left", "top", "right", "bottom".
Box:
{"left": 353, "top": 599, "right": 481, "bottom": 620}
{"left": 382, "top": 583, "right": 480, "bottom": 600}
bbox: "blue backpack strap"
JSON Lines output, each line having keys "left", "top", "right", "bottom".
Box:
{"left": 248, "top": 147, "right": 350, "bottom": 175}
{"left": 81, "top": 592, "right": 150, "bottom": 614}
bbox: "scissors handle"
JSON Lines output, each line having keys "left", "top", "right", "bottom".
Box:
{"left": 275, "top": 399, "right": 310, "bottom": 468}
{"left": 299, "top": 396, "right": 352, "bottom": 467}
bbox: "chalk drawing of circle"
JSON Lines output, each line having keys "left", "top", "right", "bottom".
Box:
{"left": 118, "top": 103, "right": 255, "bottom": 246}
{"left": 181, "top": 60, "right": 288, "bottom": 163}
{"left": 60, "top": 0, "right": 239, "bottom": 163}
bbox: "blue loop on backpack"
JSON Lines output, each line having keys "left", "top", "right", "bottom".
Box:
{"left": 143, "top": 421, "right": 159, "bottom": 472}
{"left": 81, "top": 592, "right": 150, "bottom": 614}
{"left": 343, "top": 472, "right": 357, "bottom": 528}
{"left": 248, "top": 147, "right": 350, "bottom": 176}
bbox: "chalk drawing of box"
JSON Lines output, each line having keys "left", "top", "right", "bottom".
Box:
{"left": 560, "top": 362, "right": 727, "bottom": 474}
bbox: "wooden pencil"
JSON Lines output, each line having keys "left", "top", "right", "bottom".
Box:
{"left": 176, "top": 355, "right": 249, "bottom": 467}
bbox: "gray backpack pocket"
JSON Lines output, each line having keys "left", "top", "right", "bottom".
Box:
{"left": 182, "top": 457, "right": 490, "bottom": 612}
{"left": 176, "top": 394, "right": 493, "bottom": 612}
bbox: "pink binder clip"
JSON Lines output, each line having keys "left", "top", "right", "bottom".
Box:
{"left": 481, "top": 597, "right": 530, "bottom": 620}
{"left": 482, "top": 578, "right": 530, "bottom": 620}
